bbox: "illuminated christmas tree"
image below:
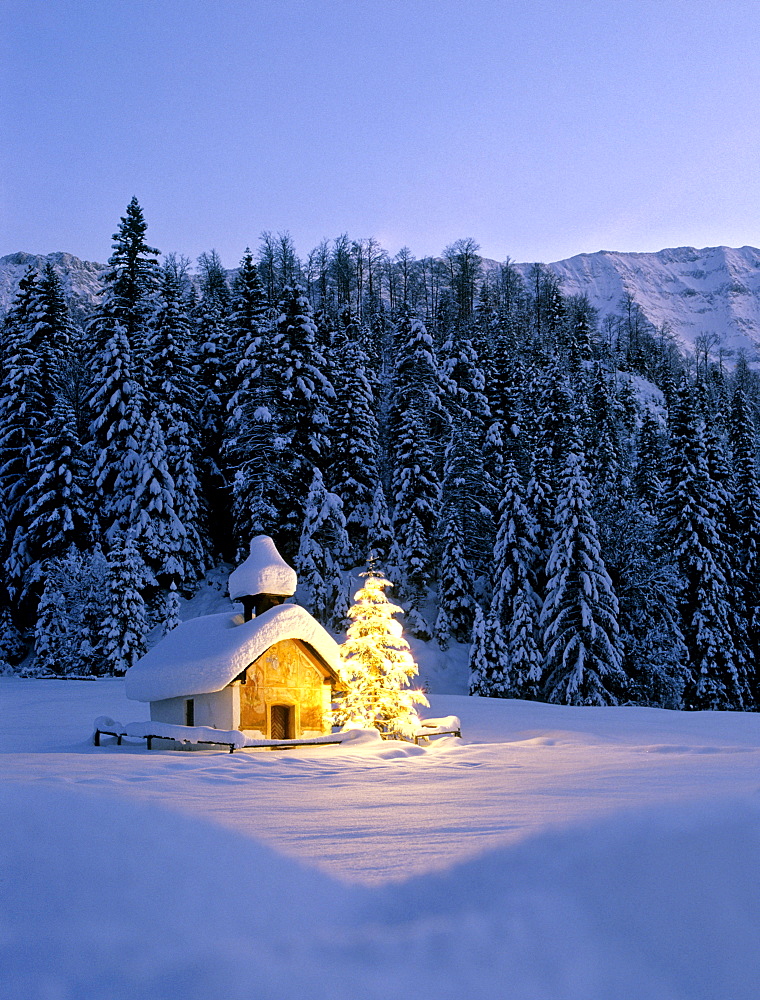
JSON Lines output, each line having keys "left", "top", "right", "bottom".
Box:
{"left": 336, "top": 568, "right": 428, "bottom": 738}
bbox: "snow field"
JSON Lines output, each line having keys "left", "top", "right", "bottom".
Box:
{"left": 3, "top": 678, "right": 760, "bottom": 998}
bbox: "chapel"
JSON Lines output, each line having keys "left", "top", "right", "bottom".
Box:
{"left": 125, "top": 536, "right": 341, "bottom": 740}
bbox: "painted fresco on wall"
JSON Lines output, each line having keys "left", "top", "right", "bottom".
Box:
{"left": 238, "top": 639, "right": 332, "bottom": 735}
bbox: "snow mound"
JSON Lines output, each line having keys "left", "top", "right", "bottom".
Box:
{"left": 125, "top": 604, "right": 340, "bottom": 703}
{"left": 228, "top": 535, "right": 297, "bottom": 601}
{"left": 3, "top": 784, "right": 760, "bottom": 999}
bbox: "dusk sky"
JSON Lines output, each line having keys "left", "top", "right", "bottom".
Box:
{"left": 3, "top": 0, "right": 760, "bottom": 268}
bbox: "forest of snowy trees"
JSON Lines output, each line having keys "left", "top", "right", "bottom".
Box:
{"left": 2, "top": 197, "right": 760, "bottom": 712}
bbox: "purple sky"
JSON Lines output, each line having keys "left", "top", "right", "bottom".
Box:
{"left": 3, "top": 0, "right": 760, "bottom": 268}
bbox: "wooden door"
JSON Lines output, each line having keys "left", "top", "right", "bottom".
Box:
{"left": 270, "top": 704, "right": 291, "bottom": 740}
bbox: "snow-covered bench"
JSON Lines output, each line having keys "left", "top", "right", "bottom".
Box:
{"left": 93, "top": 718, "right": 353, "bottom": 753}
{"left": 412, "top": 716, "right": 462, "bottom": 744}
{"left": 93, "top": 717, "right": 128, "bottom": 746}
{"left": 93, "top": 718, "right": 245, "bottom": 753}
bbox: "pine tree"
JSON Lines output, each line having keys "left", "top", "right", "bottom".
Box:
{"left": 103, "top": 532, "right": 147, "bottom": 676}
{"left": 296, "top": 469, "right": 350, "bottom": 631}
{"left": 594, "top": 491, "right": 688, "bottom": 708}
{"left": 330, "top": 335, "right": 381, "bottom": 559}
{"left": 0, "top": 269, "right": 49, "bottom": 601}
{"left": 149, "top": 264, "right": 206, "bottom": 583}
{"left": 268, "top": 286, "right": 336, "bottom": 552}
{"left": 130, "top": 411, "right": 185, "bottom": 594}
{"left": 434, "top": 510, "right": 475, "bottom": 645}
{"left": 481, "top": 461, "right": 542, "bottom": 698}
{"left": 89, "top": 323, "right": 145, "bottom": 542}
{"left": 25, "top": 397, "right": 90, "bottom": 573}
{"left": 224, "top": 260, "right": 279, "bottom": 553}
{"left": 540, "top": 446, "right": 625, "bottom": 705}
{"left": 389, "top": 307, "right": 444, "bottom": 600}
{"left": 33, "top": 578, "right": 69, "bottom": 676}
{"left": 162, "top": 582, "right": 181, "bottom": 635}
{"left": 335, "top": 570, "right": 428, "bottom": 737}
{"left": 587, "top": 364, "right": 621, "bottom": 486}
{"left": 729, "top": 385, "right": 760, "bottom": 681}
{"left": 662, "top": 380, "right": 746, "bottom": 709}
{"left": 92, "top": 196, "right": 160, "bottom": 348}
{"left": 0, "top": 606, "right": 25, "bottom": 672}
{"left": 365, "top": 483, "right": 399, "bottom": 577}
{"left": 634, "top": 408, "right": 666, "bottom": 510}
{"left": 193, "top": 249, "right": 233, "bottom": 553}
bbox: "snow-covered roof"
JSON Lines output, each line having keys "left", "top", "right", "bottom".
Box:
{"left": 125, "top": 603, "right": 340, "bottom": 703}
{"left": 228, "top": 535, "right": 297, "bottom": 601}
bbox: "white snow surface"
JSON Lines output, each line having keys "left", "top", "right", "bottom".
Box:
{"left": 228, "top": 534, "right": 297, "bottom": 600}
{"left": 3, "top": 677, "right": 760, "bottom": 998}
{"left": 125, "top": 603, "right": 340, "bottom": 703}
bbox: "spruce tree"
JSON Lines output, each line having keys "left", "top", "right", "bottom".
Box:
{"left": 296, "top": 469, "right": 350, "bottom": 631}
{"left": 335, "top": 570, "right": 428, "bottom": 737}
{"left": 540, "top": 446, "right": 625, "bottom": 705}
{"left": 0, "top": 269, "right": 49, "bottom": 603}
{"left": 365, "top": 484, "right": 400, "bottom": 579}
{"left": 729, "top": 386, "right": 760, "bottom": 695}
{"left": 25, "top": 397, "right": 90, "bottom": 573}
{"left": 103, "top": 532, "right": 147, "bottom": 676}
{"left": 389, "top": 307, "right": 444, "bottom": 602}
{"left": 268, "top": 286, "right": 335, "bottom": 552}
{"left": 89, "top": 322, "right": 145, "bottom": 542}
{"left": 130, "top": 411, "right": 185, "bottom": 595}
{"left": 92, "top": 196, "right": 160, "bottom": 348}
{"left": 193, "top": 249, "right": 233, "bottom": 552}
{"left": 662, "top": 380, "right": 747, "bottom": 709}
{"left": 33, "top": 578, "right": 69, "bottom": 676}
{"left": 434, "top": 509, "right": 475, "bottom": 646}
{"left": 479, "top": 461, "right": 543, "bottom": 698}
{"left": 330, "top": 335, "right": 381, "bottom": 559}
{"left": 149, "top": 264, "right": 206, "bottom": 582}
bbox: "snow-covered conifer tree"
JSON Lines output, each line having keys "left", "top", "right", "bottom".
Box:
{"left": 33, "top": 578, "right": 70, "bottom": 677}
{"left": 90, "top": 197, "right": 160, "bottom": 351}
{"left": 296, "top": 469, "right": 350, "bottom": 630}
{"left": 130, "top": 411, "right": 185, "bottom": 596}
{"left": 434, "top": 509, "right": 475, "bottom": 646}
{"left": 330, "top": 334, "right": 381, "bottom": 559}
{"left": 103, "top": 532, "right": 147, "bottom": 676}
{"left": 25, "top": 397, "right": 90, "bottom": 574}
{"left": 365, "top": 483, "right": 399, "bottom": 578}
{"left": 149, "top": 264, "right": 206, "bottom": 582}
{"left": 540, "top": 445, "right": 625, "bottom": 705}
{"left": 89, "top": 322, "right": 146, "bottom": 542}
{"left": 162, "top": 582, "right": 181, "bottom": 635}
{"left": 729, "top": 385, "right": 760, "bottom": 676}
{"left": 193, "top": 249, "right": 232, "bottom": 551}
{"left": 335, "top": 570, "right": 428, "bottom": 738}
{"left": 389, "top": 307, "right": 444, "bottom": 602}
{"left": 267, "top": 285, "right": 335, "bottom": 551}
{"left": 0, "top": 269, "right": 48, "bottom": 600}
{"left": 662, "top": 379, "right": 747, "bottom": 709}
{"left": 478, "top": 460, "right": 543, "bottom": 698}
{"left": 224, "top": 260, "right": 279, "bottom": 552}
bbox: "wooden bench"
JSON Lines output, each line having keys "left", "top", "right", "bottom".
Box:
{"left": 93, "top": 728, "right": 346, "bottom": 753}
{"left": 93, "top": 727, "right": 126, "bottom": 747}
{"left": 93, "top": 728, "right": 239, "bottom": 752}
{"left": 412, "top": 720, "right": 462, "bottom": 744}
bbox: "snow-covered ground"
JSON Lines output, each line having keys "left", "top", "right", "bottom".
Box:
{"left": 3, "top": 677, "right": 760, "bottom": 999}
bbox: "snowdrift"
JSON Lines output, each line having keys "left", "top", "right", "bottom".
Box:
{"left": 2, "top": 783, "right": 759, "bottom": 1000}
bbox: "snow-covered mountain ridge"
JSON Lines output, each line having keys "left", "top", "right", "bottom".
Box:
{"left": 515, "top": 244, "right": 760, "bottom": 359}
{"left": 0, "top": 251, "right": 104, "bottom": 327}
{"left": 4, "top": 244, "right": 760, "bottom": 358}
